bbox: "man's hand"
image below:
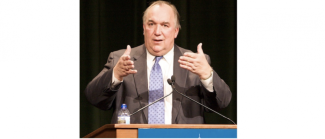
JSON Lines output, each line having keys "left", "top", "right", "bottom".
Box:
{"left": 113, "top": 45, "right": 137, "bottom": 81}
{"left": 178, "top": 43, "right": 213, "bottom": 80}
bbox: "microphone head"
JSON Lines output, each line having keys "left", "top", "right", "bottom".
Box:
{"left": 167, "top": 79, "right": 172, "bottom": 85}
{"left": 171, "top": 75, "right": 175, "bottom": 82}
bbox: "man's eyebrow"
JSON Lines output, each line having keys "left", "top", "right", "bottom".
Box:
{"left": 147, "top": 20, "right": 169, "bottom": 24}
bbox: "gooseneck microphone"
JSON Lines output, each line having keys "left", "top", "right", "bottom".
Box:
{"left": 130, "top": 90, "right": 172, "bottom": 116}
{"left": 167, "top": 75, "right": 236, "bottom": 125}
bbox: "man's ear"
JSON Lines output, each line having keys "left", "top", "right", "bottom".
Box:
{"left": 143, "top": 24, "right": 145, "bottom": 35}
{"left": 174, "top": 27, "right": 179, "bottom": 38}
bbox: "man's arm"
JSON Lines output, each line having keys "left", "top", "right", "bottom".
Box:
{"left": 178, "top": 43, "right": 232, "bottom": 111}
{"left": 200, "top": 54, "right": 232, "bottom": 111}
{"left": 85, "top": 52, "right": 119, "bottom": 110}
{"left": 85, "top": 45, "right": 137, "bottom": 110}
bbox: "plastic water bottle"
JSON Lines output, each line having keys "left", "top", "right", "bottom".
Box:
{"left": 117, "top": 104, "right": 130, "bottom": 124}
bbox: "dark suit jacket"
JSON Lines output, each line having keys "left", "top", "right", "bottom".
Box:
{"left": 85, "top": 44, "right": 232, "bottom": 124}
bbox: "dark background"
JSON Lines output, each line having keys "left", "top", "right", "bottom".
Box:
{"left": 80, "top": 0, "right": 236, "bottom": 137}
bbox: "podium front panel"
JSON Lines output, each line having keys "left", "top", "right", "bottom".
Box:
{"left": 84, "top": 124, "right": 237, "bottom": 138}
{"left": 138, "top": 128, "right": 237, "bottom": 138}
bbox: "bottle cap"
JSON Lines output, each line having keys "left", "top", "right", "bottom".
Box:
{"left": 121, "top": 104, "right": 127, "bottom": 109}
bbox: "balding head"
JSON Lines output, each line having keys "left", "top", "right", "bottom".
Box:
{"left": 143, "top": 0, "right": 181, "bottom": 29}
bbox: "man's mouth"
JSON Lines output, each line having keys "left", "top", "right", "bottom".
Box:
{"left": 153, "top": 39, "right": 163, "bottom": 42}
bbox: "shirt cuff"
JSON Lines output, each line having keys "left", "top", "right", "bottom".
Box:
{"left": 112, "top": 70, "right": 123, "bottom": 86}
{"left": 200, "top": 72, "right": 213, "bottom": 92}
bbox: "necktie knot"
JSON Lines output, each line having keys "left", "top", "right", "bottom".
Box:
{"left": 155, "top": 56, "right": 163, "bottom": 63}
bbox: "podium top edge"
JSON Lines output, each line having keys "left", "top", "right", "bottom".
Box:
{"left": 104, "top": 124, "right": 237, "bottom": 129}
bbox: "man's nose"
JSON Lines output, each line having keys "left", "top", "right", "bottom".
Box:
{"left": 154, "top": 25, "right": 161, "bottom": 36}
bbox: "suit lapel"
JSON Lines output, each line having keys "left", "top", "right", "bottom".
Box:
{"left": 172, "top": 45, "right": 188, "bottom": 123}
{"left": 132, "top": 45, "right": 149, "bottom": 122}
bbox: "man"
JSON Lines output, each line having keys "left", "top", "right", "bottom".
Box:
{"left": 85, "top": 0, "right": 232, "bottom": 124}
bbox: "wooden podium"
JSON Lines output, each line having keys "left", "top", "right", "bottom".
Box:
{"left": 84, "top": 124, "right": 237, "bottom": 138}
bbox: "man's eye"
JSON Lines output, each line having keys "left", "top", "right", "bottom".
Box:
{"left": 149, "top": 23, "right": 153, "bottom": 26}
{"left": 163, "top": 25, "right": 168, "bottom": 27}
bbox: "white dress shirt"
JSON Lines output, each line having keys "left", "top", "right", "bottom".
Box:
{"left": 112, "top": 46, "right": 214, "bottom": 124}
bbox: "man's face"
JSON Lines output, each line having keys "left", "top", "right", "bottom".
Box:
{"left": 143, "top": 4, "right": 179, "bottom": 56}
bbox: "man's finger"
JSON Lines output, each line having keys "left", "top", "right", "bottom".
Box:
{"left": 197, "top": 43, "right": 203, "bottom": 54}
{"left": 179, "top": 56, "right": 188, "bottom": 63}
{"left": 183, "top": 52, "right": 196, "bottom": 58}
{"left": 179, "top": 63, "right": 193, "bottom": 72}
{"left": 122, "top": 54, "right": 132, "bottom": 61}
{"left": 126, "top": 60, "right": 134, "bottom": 65}
{"left": 178, "top": 59, "right": 187, "bottom": 65}
{"left": 123, "top": 60, "right": 128, "bottom": 66}
{"left": 127, "top": 65, "right": 134, "bottom": 70}
{"left": 124, "top": 45, "right": 131, "bottom": 55}
{"left": 123, "top": 59, "right": 133, "bottom": 65}
{"left": 126, "top": 69, "right": 138, "bottom": 74}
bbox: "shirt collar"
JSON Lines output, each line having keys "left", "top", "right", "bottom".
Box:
{"left": 146, "top": 46, "right": 174, "bottom": 65}
{"left": 164, "top": 46, "right": 174, "bottom": 65}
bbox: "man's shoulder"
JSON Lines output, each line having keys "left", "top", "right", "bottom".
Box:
{"left": 175, "top": 44, "right": 193, "bottom": 54}
{"left": 111, "top": 44, "right": 145, "bottom": 56}
{"left": 175, "top": 44, "right": 210, "bottom": 58}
